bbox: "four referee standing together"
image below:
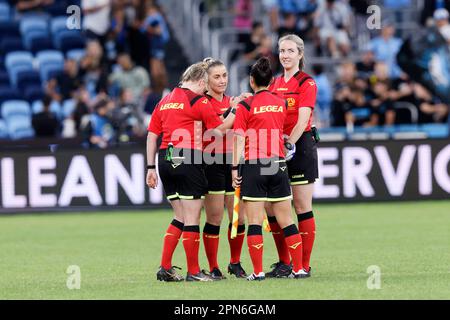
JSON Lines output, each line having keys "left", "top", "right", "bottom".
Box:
{"left": 147, "top": 33, "right": 319, "bottom": 282}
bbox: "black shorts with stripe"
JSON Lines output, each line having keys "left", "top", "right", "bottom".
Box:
{"left": 240, "top": 157, "right": 292, "bottom": 202}
{"left": 204, "top": 153, "right": 234, "bottom": 196}
{"left": 158, "top": 148, "right": 207, "bottom": 201}
{"left": 287, "top": 131, "right": 319, "bottom": 185}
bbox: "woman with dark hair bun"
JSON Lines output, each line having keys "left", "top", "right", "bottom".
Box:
{"left": 231, "top": 57, "right": 308, "bottom": 281}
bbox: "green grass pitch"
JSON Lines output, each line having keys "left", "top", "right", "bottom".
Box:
{"left": 1, "top": 201, "right": 449, "bottom": 300}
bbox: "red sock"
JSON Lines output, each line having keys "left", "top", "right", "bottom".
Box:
{"left": 203, "top": 223, "right": 220, "bottom": 271}
{"left": 160, "top": 219, "right": 183, "bottom": 269}
{"left": 182, "top": 226, "right": 200, "bottom": 275}
{"left": 228, "top": 224, "right": 245, "bottom": 264}
{"left": 268, "top": 217, "right": 291, "bottom": 265}
{"left": 298, "top": 212, "right": 316, "bottom": 270}
{"left": 283, "top": 224, "right": 303, "bottom": 273}
{"left": 247, "top": 225, "right": 263, "bottom": 274}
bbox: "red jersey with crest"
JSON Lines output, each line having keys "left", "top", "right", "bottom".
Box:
{"left": 233, "top": 90, "right": 287, "bottom": 161}
{"left": 268, "top": 71, "right": 317, "bottom": 135}
{"left": 148, "top": 87, "right": 222, "bottom": 150}
{"left": 203, "top": 93, "right": 233, "bottom": 154}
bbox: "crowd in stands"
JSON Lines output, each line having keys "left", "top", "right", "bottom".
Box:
{"left": 221, "top": 0, "right": 450, "bottom": 129}
{"left": 0, "top": 0, "right": 170, "bottom": 147}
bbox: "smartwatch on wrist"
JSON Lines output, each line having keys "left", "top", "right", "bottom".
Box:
{"left": 284, "top": 141, "right": 294, "bottom": 151}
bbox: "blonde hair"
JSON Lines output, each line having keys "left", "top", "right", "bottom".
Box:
{"left": 278, "top": 34, "right": 305, "bottom": 71}
{"left": 203, "top": 57, "right": 226, "bottom": 74}
{"left": 180, "top": 61, "right": 209, "bottom": 84}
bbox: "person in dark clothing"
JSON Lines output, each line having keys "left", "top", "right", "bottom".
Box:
{"left": 32, "top": 95, "right": 59, "bottom": 137}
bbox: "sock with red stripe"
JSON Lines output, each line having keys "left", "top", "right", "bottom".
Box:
{"left": 160, "top": 219, "right": 184, "bottom": 270}
{"left": 268, "top": 216, "right": 291, "bottom": 265}
{"left": 182, "top": 225, "right": 201, "bottom": 275}
{"left": 228, "top": 223, "right": 245, "bottom": 264}
{"left": 203, "top": 223, "right": 220, "bottom": 272}
{"left": 247, "top": 224, "right": 264, "bottom": 275}
{"left": 283, "top": 224, "right": 303, "bottom": 273}
{"left": 297, "top": 211, "right": 316, "bottom": 271}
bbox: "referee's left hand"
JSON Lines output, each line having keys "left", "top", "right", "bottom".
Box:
{"left": 232, "top": 170, "right": 242, "bottom": 189}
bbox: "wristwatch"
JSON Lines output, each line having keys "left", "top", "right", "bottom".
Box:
{"left": 284, "top": 141, "right": 294, "bottom": 151}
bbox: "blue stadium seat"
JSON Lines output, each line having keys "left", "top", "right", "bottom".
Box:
{"left": 6, "top": 115, "right": 34, "bottom": 139}
{"left": 0, "top": 2, "right": 10, "bottom": 21}
{"left": 36, "top": 50, "right": 64, "bottom": 67}
{"left": 1, "top": 100, "right": 31, "bottom": 119}
{"left": 20, "top": 17, "right": 48, "bottom": 36}
{"left": 66, "top": 49, "right": 86, "bottom": 62}
{"left": 39, "top": 63, "right": 63, "bottom": 83}
{"left": 0, "top": 70, "right": 9, "bottom": 86}
{"left": 50, "top": 16, "right": 68, "bottom": 35}
{"left": 5, "top": 51, "right": 33, "bottom": 71}
{"left": 0, "top": 86, "right": 20, "bottom": 105}
{"left": 0, "top": 21, "right": 20, "bottom": 37}
{"left": 24, "top": 85, "right": 44, "bottom": 103}
{"left": 28, "top": 34, "right": 54, "bottom": 54}
{"left": 62, "top": 99, "right": 76, "bottom": 118}
{"left": 32, "top": 99, "right": 61, "bottom": 117}
{"left": 53, "top": 30, "right": 85, "bottom": 53}
{"left": 0, "top": 118, "right": 7, "bottom": 138}
{"left": 15, "top": 70, "right": 41, "bottom": 90}
{"left": 45, "top": 1, "right": 69, "bottom": 16}
{"left": 0, "top": 37, "right": 24, "bottom": 55}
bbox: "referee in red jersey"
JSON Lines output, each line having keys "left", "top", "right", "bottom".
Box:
{"left": 232, "top": 57, "right": 308, "bottom": 281}
{"left": 265, "top": 34, "right": 318, "bottom": 278}
{"left": 146, "top": 61, "right": 236, "bottom": 282}
{"left": 201, "top": 58, "right": 248, "bottom": 279}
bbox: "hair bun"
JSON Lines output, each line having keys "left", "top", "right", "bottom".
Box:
{"left": 256, "top": 57, "right": 271, "bottom": 71}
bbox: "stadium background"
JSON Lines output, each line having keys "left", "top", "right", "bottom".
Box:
{"left": 0, "top": 0, "right": 449, "bottom": 300}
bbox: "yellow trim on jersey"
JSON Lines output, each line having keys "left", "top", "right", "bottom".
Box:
{"left": 266, "top": 195, "right": 293, "bottom": 202}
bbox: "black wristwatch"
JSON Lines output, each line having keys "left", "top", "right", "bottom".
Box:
{"left": 284, "top": 141, "right": 294, "bottom": 151}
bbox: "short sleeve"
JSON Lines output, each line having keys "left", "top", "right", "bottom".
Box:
{"left": 233, "top": 103, "right": 250, "bottom": 134}
{"left": 298, "top": 79, "right": 317, "bottom": 109}
{"left": 193, "top": 97, "right": 222, "bottom": 129}
{"left": 147, "top": 106, "right": 162, "bottom": 135}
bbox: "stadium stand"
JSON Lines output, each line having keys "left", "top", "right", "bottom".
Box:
{"left": 0, "top": 0, "right": 448, "bottom": 143}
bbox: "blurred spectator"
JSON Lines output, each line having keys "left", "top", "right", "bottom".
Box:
{"left": 278, "top": 12, "right": 301, "bottom": 38}
{"left": 421, "top": 0, "right": 450, "bottom": 26}
{"left": 109, "top": 53, "right": 150, "bottom": 102}
{"left": 344, "top": 89, "right": 378, "bottom": 127}
{"left": 262, "top": 0, "right": 280, "bottom": 32}
{"left": 82, "top": 0, "right": 112, "bottom": 45}
{"left": 47, "top": 59, "right": 82, "bottom": 102}
{"left": 83, "top": 98, "right": 115, "bottom": 148}
{"left": 79, "top": 40, "right": 109, "bottom": 98}
{"left": 141, "top": 2, "right": 170, "bottom": 93}
{"left": 233, "top": 0, "right": 253, "bottom": 31}
{"left": 32, "top": 95, "right": 59, "bottom": 137}
{"left": 383, "top": 0, "right": 411, "bottom": 25}
{"left": 369, "top": 21, "right": 404, "bottom": 78}
{"left": 413, "top": 83, "right": 449, "bottom": 123}
{"left": 12, "top": 0, "right": 54, "bottom": 13}
{"left": 258, "top": 35, "right": 278, "bottom": 71}
{"left": 110, "top": 88, "right": 146, "bottom": 141}
{"left": 314, "top": 0, "right": 351, "bottom": 57}
{"left": 434, "top": 9, "right": 450, "bottom": 44}
{"left": 242, "top": 21, "right": 266, "bottom": 62}
{"left": 356, "top": 48, "right": 376, "bottom": 79}
{"left": 72, "top": 88, "right": 91, "bottom": 134}
{"left": 369, "top": 80, "right": 396, "bottom": 126}
{"left": 312, "top": 65, "right": 333, "bottom": 127}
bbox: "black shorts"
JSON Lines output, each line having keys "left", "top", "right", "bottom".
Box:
{"left": 240, "top": 158, "right": 292, "bottom": 202}
{"left": 158, "top": 148, "right": 207, "bottom": 201}
{"left": 287, "top": 131, "right": 319, "bottom": 185}
{"left": 204, "top": 153, "right": 234, "bottom": 196}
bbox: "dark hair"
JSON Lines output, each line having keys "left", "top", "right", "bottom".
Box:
{"left": 250, "top": 57, "right": 273, "bottom": 87}
{"left": 252, "top": 21, "right": 263, "bottom": 30}
{"left": 42, "top": 95, "right": 52, "bottom": 108}
{"left": 94, "top": 98, "right": 109, "bottom": 111}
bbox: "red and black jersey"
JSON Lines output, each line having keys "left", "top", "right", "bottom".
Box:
{"left": 148, "top": 87, "right": 222, "bottom": 150}
{"left": 203, "top": 93, "right": 233, "bottom": 154}
{"left": 233, "top": 90, "right": 287, "bottom": 161}
{"left": 268, "top": 71, "right": 317, "bottom": 135}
